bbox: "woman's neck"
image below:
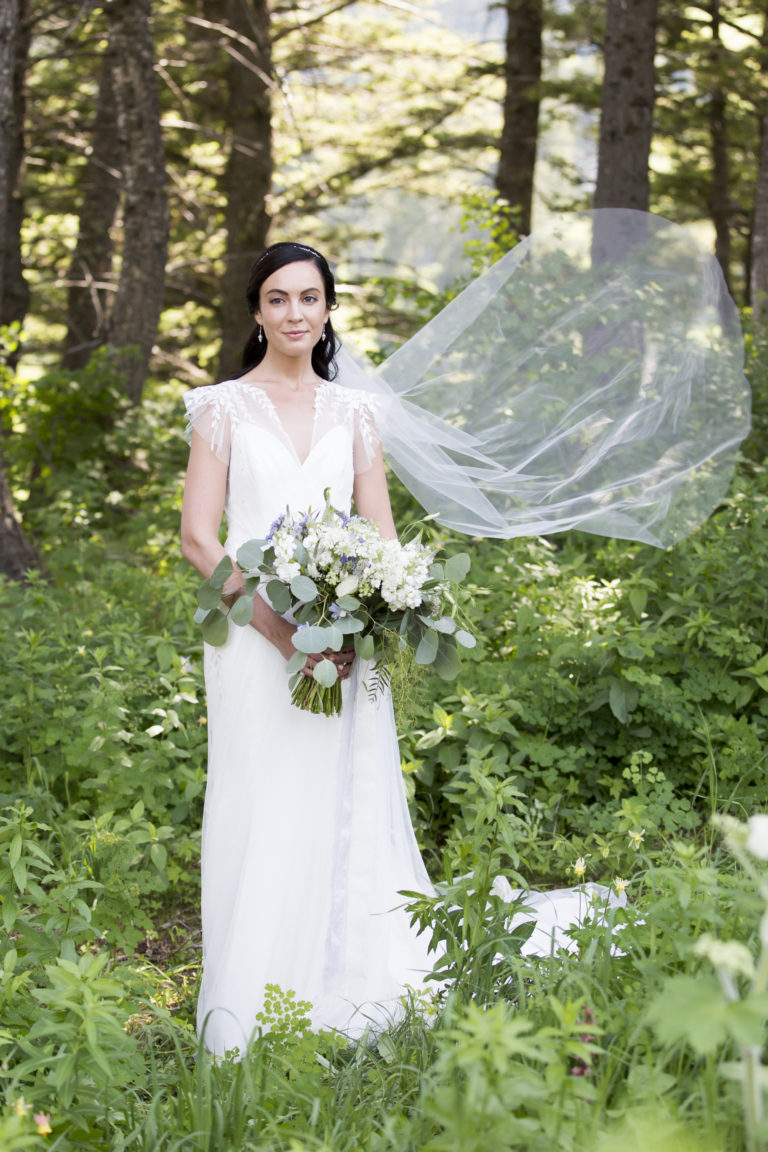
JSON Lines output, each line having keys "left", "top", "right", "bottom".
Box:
{"left": 248, "top": 348, "right": 317, "bottom": 391}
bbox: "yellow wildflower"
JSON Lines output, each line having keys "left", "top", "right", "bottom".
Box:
{"left": 628, "top": 828, "right": 645, "bottom": 850}
{"left": 613, "top": 877, "right": 628, "bottom": 894}
{"left": 572, "top": 856, "right": 587, "bottom": 880}
{"left": 13, "top": 1098, "right": 28, "bottom": 1117}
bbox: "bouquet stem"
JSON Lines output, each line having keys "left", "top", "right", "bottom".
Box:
{"left": 290, "top": 674, "right": 343, "bottom": 717}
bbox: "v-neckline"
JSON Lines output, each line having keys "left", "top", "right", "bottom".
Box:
{"left": 241, "top": 379, "right": 328, "bottom": 466}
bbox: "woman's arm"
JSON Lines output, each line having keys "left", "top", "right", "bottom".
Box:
{"left": 353, "top": 450, "right": 397, "bottom": 539}
{"left": 180, "top": 431, "right": 298, "bottom": 660}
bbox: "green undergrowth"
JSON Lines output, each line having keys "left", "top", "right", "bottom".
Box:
{"left": 1, "top": 351, "right": 768, "bottom": 1146}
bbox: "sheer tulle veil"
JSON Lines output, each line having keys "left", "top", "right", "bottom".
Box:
{"left": 335, "top": 209, "right": 751, "bottom": 547}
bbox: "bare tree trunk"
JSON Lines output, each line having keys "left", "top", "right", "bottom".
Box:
{"left": 217, "top": 0, "right": 273, "bottom": 380}
{"left": 752, "top": 108, "right": 768, "bottom": 327}
{"left": 0, "top": 0, "right": 36, "bottom": 579}
{"left": 104, "top": 0, "right": 169, "bottom": 405}
{"left": 497, "top": 0, "right": 543, "bottom": 235}
{"left": 594, "top": 0, "right": 657, "bottom": 211}
{"left": 708, "top": 0, "right": 731, "bottom": 291}
{"left": 0, "top": 0, "right": 30, "bottom": 333}
{"left": 62, "top": 53, "right": 122, "bottom": 371}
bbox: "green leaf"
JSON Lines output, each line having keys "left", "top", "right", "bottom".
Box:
{"left": 150, "top": 842, "right": 167, "bottom": 871}
{"left": 286, "top": 650, "right": 307, "bottom": 674}
{"left": 455, "top": 629, "right": 476, "bottom": 648}
{"left": 354, "top": 633, "right": 375, "bottom": 660}
{"left": 339, "top": 615, "right": 364, "bottom": 634}
{"left": 444, "top": 552, "right": 471, "bottom": 581}
{"left": 293, "top": 541, "right": 309, "bottom": 565}
{"left": 2, "top": 895, "right": 18, "bottom": 934}
{"left": 429, "top": 562, "right": 445, "bottom": 581}
{"left": 9, "top": 835, "right": 22, "bottom": 870}
{"left": 291, "top": 574, "right": 318, "bottom": 603}
{"left": 236, "top": 540, "right": 266, "bottom": 570}
{"left": 266, "top": 580, "right": 292, "bottom": 614}
{"left": 414, "top": 629, "right": 439, "bottom": 665}
{"left": 292, "top": 625, "right": 339, "bottom": 654}
{"left": 196, "top": 580, "right": 221, "bottom": 610}
{"left": 337, "top": 595, "right": 361, "bottom": 611}
{"left": 628, "top": 587, "right": 648, "bottom": 618}
{"left": 210, "top": 554, "right": 235, "bottom": 590}
{"left": 201, "top": 609, "right": 229, "bottom": 647}
{"left": 313, "top": 659, "right": 339, "bottom": 687}
{"left": 609, "top": 680, "right": 638, "bottom": 724}
{"left": 229, "top": 595, "right": 255, "bottom": 626}
{"left": 434, "top": 640, "right": 461, "bottom": 680}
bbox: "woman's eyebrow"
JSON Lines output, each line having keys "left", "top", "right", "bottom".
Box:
{"left": 266, "top": 285, "right": 322, "bottom": 295}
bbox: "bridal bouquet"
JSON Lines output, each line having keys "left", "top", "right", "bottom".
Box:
{"left": 194, "top": 492, "right": 475, "bottom": 716}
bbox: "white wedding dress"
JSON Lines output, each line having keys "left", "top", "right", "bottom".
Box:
{"left": 184, "top": 378, "right": 438, "bottom": 1055}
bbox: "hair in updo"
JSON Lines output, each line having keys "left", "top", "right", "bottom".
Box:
{"left": 238, "top": 242, "right": 339, "bottom": 380}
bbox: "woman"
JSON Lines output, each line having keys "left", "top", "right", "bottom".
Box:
{"left": 181, "top": 242, "right": 436, "bottom": 1055}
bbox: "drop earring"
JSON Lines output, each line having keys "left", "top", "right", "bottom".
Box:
{"left": 257, "top": 325, "right": 263, "bottom": 344}
{"left": 323, "top": 323, "right": 328, "bottom": 345}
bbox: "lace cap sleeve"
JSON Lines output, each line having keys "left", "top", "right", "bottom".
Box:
{"left": 183, "top": 383, "right": 237, "bottom": 464}
{"left": 351, "top": 391, "right": 383, "bottom": 474}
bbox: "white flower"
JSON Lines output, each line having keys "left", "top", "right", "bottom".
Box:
{"left": 336, "top": 575, "right": 359, "bottom": 597}
{"left": 693, "top": 933, "right": 755, "bottom": 980}
{"left": 746, "top": 815, "right": 768, "bottom": 861}
{"left": 275, "top": 561, "right": 300, "bottom": 582}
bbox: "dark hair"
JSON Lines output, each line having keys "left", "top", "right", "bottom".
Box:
{"left": 238, "top": 241, "right": 339, "bottom": 380}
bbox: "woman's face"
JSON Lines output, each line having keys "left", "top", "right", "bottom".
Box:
{"left": 254, "top": 260, "right": 330, "bottom": 357}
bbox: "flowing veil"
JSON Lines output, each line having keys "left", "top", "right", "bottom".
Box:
{"left": 336, "top": 209, "right": 751, "bottom": 547}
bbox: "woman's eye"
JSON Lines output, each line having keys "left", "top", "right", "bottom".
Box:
{"left": 303, "top": 295, "right": 317, "bottom": 303}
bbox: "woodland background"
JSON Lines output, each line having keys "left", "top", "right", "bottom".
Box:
{"left": 2, "top": 1, "right": 768, "bottom": 1149}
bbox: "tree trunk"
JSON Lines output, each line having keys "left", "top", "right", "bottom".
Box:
{"left": 217, "top": 0, "right": 273, "bottom": 380}
{"left": 0, "top": 0, "right": 36, "bottom": 579}
{"left": 0, "top": 0, "right": 30, "bottom": 333}
{"left": 708, "top": 1, "right": 731, "bottom": 291}
{"left": 497, "top": 0, "right": 543, "bottom": 235}
{"left": 594, "top": 0, "right": 657, "bottom": 211}
{"left": 104, "top": 0, "right": 169, "bottom": 405}
{"left": 62, "top": 53, "right": 122, "bottom": 371}
{"left": 752, "top": 107, "right": 768, "bottom": 327}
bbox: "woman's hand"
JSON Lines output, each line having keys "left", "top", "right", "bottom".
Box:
{"left": 301, "top": 646, "right": 355, "bottom": 681}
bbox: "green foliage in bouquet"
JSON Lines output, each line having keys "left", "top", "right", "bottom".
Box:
{"left": 193, "top": 492, "right": 476, "bottom": 716}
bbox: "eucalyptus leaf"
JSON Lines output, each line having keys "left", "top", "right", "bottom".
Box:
{"left": 325, "top": 624, "right": 344, "bottom": 650}
{"left": 429, "top": 562, "right": 445, "bottom": 581}
{"left": 286, "top": 650, "right": 307, "bottom": 674}
{"left": 444, "top": 552, "right": 471, "bottom": 582}
{"left": 455, "top": 629, "right": 477, "bottom": 648}
{"left": 230, "top": 595, "right": 255, "bottom": 627}
{"left": 339, "top": 616, "right": 364, "bottom": 634}
{"left": 313, "top": 659, "right": 339, "bottom": 688}
{"left": 210, "top": 554, "right": 235, "bottom": 590}
{"left": 201, "top": 609, "right": 229, "bottom": 647}
{"left": 354, "top": 633, "right": 375, "bottom": 660}
{"left": 337, "top": 595, "right": 361, "bottom": 611}
{"left": 418, "top": 614, "right": 456, "bottom": 634}
{"left": 236, "top": 540, "right": 266, "bottom": 570}
{"left": 292, "top": 625, "right": 339, "bottom": 654}
{"left": 291, "top": 574, "right": 318, "bottom": 603}
{"left": 415, "top": 629, "right": 439, "bottom": 665}
{"left": 293, "top": 541, "right": 309, "bottom": 565}
{"left": 197, "top": 581, "right": 222, "bottom": 610}
{"left": 266, "top": 580, "right": 291, "bottom": 614}
{"left": 433, "top": 640, "right": 460, "bottom": 680}
{"left": 193, "top": 606, "right": 208, "bottom": 624}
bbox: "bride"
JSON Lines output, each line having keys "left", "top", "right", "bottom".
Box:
{"left": 181, "top": 242, "right": 438, "bottom": 1054}
{"left": 181, "top": 217, "right": 749, "bottom": 1055}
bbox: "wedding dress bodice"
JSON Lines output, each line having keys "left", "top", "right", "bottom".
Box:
{"left": 184, "top": 378, "right": 381, "bottom": 552}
